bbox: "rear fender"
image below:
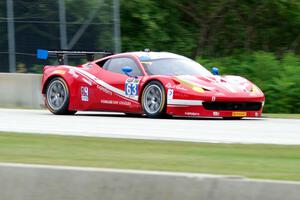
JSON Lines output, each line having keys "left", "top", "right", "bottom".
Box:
{"left": 42, "top": 66, "right": 74, "bottom": 94}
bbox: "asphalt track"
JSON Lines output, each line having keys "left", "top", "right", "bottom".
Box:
{"left": 0, "top": 108, "right": 299, "bottom": 145}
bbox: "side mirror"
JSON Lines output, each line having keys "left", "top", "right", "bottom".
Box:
{"left": 122, "top": 66, "right": 133, "bottom": 77}
{"left": 211, "top": 67, "right": 219, "bottom": 75}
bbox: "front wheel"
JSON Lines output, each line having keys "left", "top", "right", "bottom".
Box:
{"left": 141, "top": 81, "right": 166, "bottom": 118}
{"left": 45, "top": 77, "right": 76, "bottom": 115}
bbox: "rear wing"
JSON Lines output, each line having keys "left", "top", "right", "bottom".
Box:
{"left": 36, "top": 49, "right": 112, "bottom": 64}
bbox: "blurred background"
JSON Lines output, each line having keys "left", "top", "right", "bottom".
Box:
{"left": 0, "top": 0, "right": 299, "bottom": 113}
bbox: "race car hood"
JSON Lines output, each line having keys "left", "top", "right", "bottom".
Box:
{"left": 173, "top": 75, "right": 263, "bottom": 96}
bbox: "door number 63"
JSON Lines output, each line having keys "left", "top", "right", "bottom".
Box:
{"left": 125, "top": 83, "right": 138, "bottom": 96}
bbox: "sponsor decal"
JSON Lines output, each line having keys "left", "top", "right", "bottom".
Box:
{"left": 232, "top": 112, "right": 247, "bottom": 117}
{"left": 119, "top": 101, "right": 131, "bottom": 106}
{"left": 81, "top": 86, "right": 89, "bottom": 101}
{"left": 101, "top": 100, "right": 115, "bottom": 104}
{"left": 100, "top": 99, "right": 131, "bottom": 106}
{"left": 165, "top": 83, "right": 187, "bottom": 91}
{"left": 97, "top": 85, "right": 112, "bottom": 95}
{"left": 213, "top": 111, "right": 220, "bottom": 116}
{"left": 125, "top": 78, "right": 139, "bottom": 96}
{"left": 167, "top": 89, "right": 174, "bottom": 100}
{"left": 185, "top": 112, "right": 200, "bottom": 116}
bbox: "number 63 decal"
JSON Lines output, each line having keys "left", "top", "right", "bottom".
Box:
{"left": 125, "top": 78, "right": 139, "bottom": 96}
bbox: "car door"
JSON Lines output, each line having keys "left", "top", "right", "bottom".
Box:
{"left": 94, "top": 56, "right": 144, "bottom": 112}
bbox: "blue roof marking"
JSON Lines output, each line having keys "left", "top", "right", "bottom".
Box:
{"left": 139, "top": 55, "right": 151, "bottom": 61}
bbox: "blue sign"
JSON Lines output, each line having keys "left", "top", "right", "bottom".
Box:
{"left": 36, "top": 49, "right": 49, "bottom": 60}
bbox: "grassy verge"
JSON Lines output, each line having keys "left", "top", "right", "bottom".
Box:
{"left": 0, "top": 132, "right": 299, "bottom": 181}
{"left": 264, "top": 113, "right": 300, "bottom": 119}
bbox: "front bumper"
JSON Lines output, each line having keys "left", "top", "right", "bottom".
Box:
{"left": 166, "top": 103, "right": 264, "bottom": 118}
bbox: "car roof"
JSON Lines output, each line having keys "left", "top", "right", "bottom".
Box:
{"left": 94, "top": 51, "right": 190, "bottom": 64}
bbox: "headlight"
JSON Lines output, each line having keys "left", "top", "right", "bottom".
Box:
{"left": 251, "top": 85, "right": 260, "bottom": 93}
{"left": 192, "top": 86, "right": 204, "bottom": 93}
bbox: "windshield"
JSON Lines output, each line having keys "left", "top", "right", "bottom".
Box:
{"left": 141, "top": 58, "right": 211, "bottom": 76}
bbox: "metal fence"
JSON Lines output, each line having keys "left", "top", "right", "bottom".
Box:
{"left": 0, "top": 0, "right": 120, "bottom": 73}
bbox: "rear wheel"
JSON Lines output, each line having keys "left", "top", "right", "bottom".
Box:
{"left": 45, "top": 77, "right": 76, "bottom": 115}
{"left": 141, "top": 81, "right": 166, "bottom": 118}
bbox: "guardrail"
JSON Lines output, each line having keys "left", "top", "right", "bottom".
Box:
{"left": 0, "top": 73, "right": 43, "bottom": 108}
{"left": 0, "top": 163, "right": 299, "bottom": 200}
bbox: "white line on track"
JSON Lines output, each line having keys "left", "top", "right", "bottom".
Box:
{"left": 0, "top": 108, "right": 299, "bottom": 145}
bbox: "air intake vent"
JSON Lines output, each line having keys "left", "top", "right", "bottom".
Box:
{"left": 203, "top": 102, "right": 262, "bottom": 111}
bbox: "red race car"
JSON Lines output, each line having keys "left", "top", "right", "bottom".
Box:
{"left": 38, "top": 49, "right": 265, "bottom": 119}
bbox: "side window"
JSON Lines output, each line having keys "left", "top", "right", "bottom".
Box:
{"left": 105, "top": 57, "right": 143, "bottom": 76}
{"left": 103, "top": 60, "right": 111, "bottom": 69}
{"left": 96, "top": 59, "right": 110, "bottom": 68}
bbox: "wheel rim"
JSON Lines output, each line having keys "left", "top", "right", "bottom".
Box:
{"left": 143, "top": 85, "right": 163, "bottom": 114}
{"left": 47, "top": 80, "right": 67, "bottom": 110}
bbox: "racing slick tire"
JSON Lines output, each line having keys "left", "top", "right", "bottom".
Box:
{"left": 141, "top": 80, "right": 167, "bottom": 118}
{"left": 45, "top": 77, "right": 76, "bottom": 115}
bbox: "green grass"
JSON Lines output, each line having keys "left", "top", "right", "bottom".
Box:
{"left": 264, "top": 113, "right": 300, "bottom": 119}
{"left": 0, "top": 132, "right": 300, "bottom": 181}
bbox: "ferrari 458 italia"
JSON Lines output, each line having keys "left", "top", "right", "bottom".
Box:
{"left": 38, "top": 49, "right": 265, "bottom": 119}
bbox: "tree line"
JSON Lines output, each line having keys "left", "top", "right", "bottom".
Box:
{"left": 124, "top": 0, "right": 300, "bottom": 113}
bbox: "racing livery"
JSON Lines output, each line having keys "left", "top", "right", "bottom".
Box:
{"left": 38, "top": 49, "right": 265, "bottom": 119}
